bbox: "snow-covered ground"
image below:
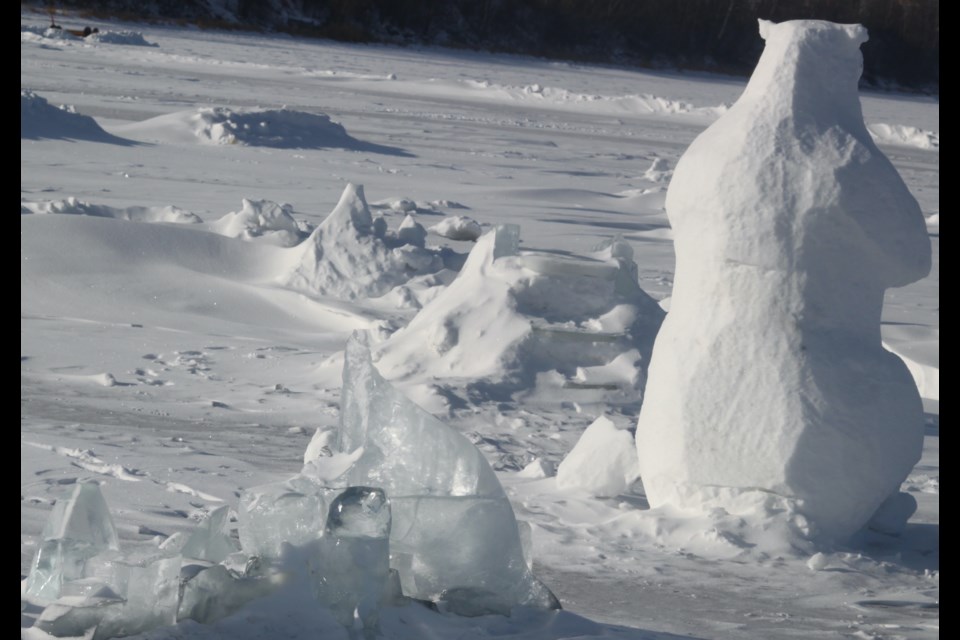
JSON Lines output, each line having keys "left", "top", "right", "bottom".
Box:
{"left": 21, "top": 12, "right": 938, "bottom": 640}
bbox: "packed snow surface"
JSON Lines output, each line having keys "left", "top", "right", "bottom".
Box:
{"left": 22, "top": 11, "right": 938, "bottom": 640}
{"left": 635, "top": 19, "right": 933, "bottom": 542}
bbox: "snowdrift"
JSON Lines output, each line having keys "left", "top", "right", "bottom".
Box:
{"left": 375, "top": 226, "right": 664, "bottom": 406}
{"left": 21, "top": 90, "right": 129, "bottom": 144}
{"left": 113, "top": 107, "right": 408, "bottom": 154}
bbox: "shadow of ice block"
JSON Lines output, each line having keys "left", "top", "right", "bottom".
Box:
{"left": 24, "top": 482, "right": 120, "bottom": 600}
{"left": 238, "top": 476, "right": 340, "bottom": 558}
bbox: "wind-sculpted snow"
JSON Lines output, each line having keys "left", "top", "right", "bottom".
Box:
{"left": 114, "top": 107, "right": 411, "bottom": 155}
{"left": 21, "top": 90, "right": 131, "bottom": 144}
{"left": 636, "top": 19, "right": 932, "bottom": 542}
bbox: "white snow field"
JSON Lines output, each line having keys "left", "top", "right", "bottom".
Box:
{"left": 22, "top": 11, "right": 938, "bottom": 640}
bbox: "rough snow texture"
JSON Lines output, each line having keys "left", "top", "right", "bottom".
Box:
{"left": 636, "top": 20, "right": 932, "bottom": 541}
{"left": 21, "top": 197, "right": 201, "bottom": 224}
{"left": 430, "top": 215, "right": 483, "bottom": 241}
{"left": 209, "top": 198, "right": 303, "bottom": 246}
{"left": 556, "top": 416, "right": 639, "bottom": 497}
{"left": 868, "top": 123, "right": 939, "bottom": 151}
{"left": 281, "top": 183, "right": 442, "bottom": 299}
{"left": 376, "top": 227, "right": 664, "bottom": 404}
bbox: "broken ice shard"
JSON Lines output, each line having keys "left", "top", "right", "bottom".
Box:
{"left": 25, "top": 482, "right": 120, "bottom": 600}
{"left": 314, "top": 487, "right": 391, "bottom": 633}
{"left": 178, "top": 563, "right": 272, "bottom": 624}
{"left": 238, "top": 476, "right": 338, "bottom": 558}
{"left": 180, "top": 505, "right": 238, "bottom": 563}
{"left": 336, "top": 335, "right": 559, "bottom": 610}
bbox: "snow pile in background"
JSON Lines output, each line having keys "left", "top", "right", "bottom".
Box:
{"left": 281, "top": 183, "right": 446, "bottom": 300}
{"left": 375, "top": 227, "right": 664, "bottom": 408}
{"left": 21, "top": 25, "right": 79, "bottom": 42}
{"left": 452, "top": 79, "right": 729, "bottom": 118}
{"left": 868, "top": 123, "right": 939, "bottom": 151}
{"left": 555, "top": 416, "right": 639, "bottom": 497}
{"left": 21, "top": 90, "right": 121, "bottom": 143}
{"left": 85, "top": 30, "right": 157, "bottom": 46}
{"left": 21, "top": 197, "right": 201, "bottom": 224}
{"left": 431, "top": 215, "right": 483, "bottom": 241}
{"left": 209, "top": 199, "right": 304, "bottom": 246}
{"left": 113, "top": 107, "right": 357, "bottom": 148}
{"left": 636, "top": 20, "right": 932, "bottom": 542}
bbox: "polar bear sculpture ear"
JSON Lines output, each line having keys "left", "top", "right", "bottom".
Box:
{"left": 843, "top": 24, "right": 869, "bottom": 45}
{"left": 758, "top": 19, "right": 774, "bottom": 41}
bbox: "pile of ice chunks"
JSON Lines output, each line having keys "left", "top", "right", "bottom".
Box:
{"left": 23, "top": 336, "right": 557, "bottom": 638}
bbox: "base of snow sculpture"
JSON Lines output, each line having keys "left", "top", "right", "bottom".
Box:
{"left": 635, "top": 20, "right": 932, "bottom": 541}
{"left": 337, "top": 333, "right": 560, "bottom": 612}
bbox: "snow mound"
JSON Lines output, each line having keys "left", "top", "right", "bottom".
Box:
{"left": 21, "top": 90, "right": 124, "bottom": 143}
{"left": 85, "top": 30, "right": 156, "bottom": 46}
{"left": 375, "top": 227, "right": 664, "bottom": 406}
{"left": 556, "top": 416, "right": 639, "bottom": 497}
{"left": 868, "top": 123, "right": 939, "bottom": 151}
{"left": 636, "top": 19, "right": 932, "bottom": 542}
{"left": 114, "top": 107, "right": 366, "bottom": 149}
{"left": 21, "top": 197, "right": 201, "bottom": 224}
{"left": 209, "top": 199, "right": 304, "bottom": 246}
{"left": 280, "top": 183, "right": 446, "bottom": 300}
{"left": 431, "top": 215, "right": 483, "bottom": 241}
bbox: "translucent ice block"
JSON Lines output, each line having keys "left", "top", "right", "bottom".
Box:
{"left": 181, "top": 505, "right": 238, "bottom": 563}
{"left": 389, "top": 495, "right": 558, "bottom": 611}
{"left": 314, "top": 487, "right": 391, "bottom": 635}
{"left": 337, "top": 335, "right": 503, "bottom": 498}
{"left": 238, "top": 477, "right": 337, "bottom": 558}
{"left": 25, "top": 482, "right": 120, "bottom": 600}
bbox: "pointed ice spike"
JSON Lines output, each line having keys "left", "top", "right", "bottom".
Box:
{"left": 25, "top": 481, "right": 120, "bottom": 600}
{"left": 337, "top": 332, "right": 503, "bottom": 498}
{"left": 335, "top": 335, "right": 560, "bottom": 611}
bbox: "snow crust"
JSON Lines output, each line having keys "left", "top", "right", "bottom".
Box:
{"left": 636, "top": 19, "right": 932, "bottom": 541}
